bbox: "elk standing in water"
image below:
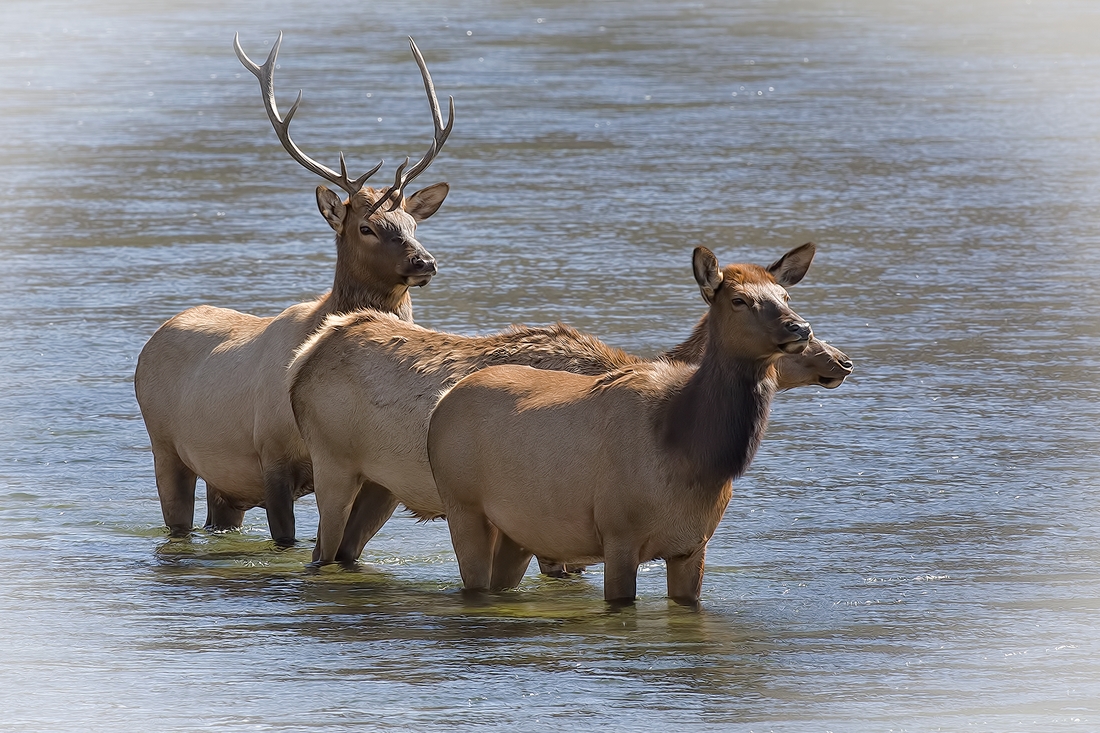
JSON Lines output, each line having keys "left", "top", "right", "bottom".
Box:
{"left": 134, "top": 34, "right": 453, "bottom": 545}
{"left": 426, "top": 245, "right": 815, "bottom": 605}
{"left": 287, "top": 243, "right": 842, "bottom": 570}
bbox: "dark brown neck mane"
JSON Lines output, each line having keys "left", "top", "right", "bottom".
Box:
{"left": 663, "top": 331, "right": 777, "bottom": 488}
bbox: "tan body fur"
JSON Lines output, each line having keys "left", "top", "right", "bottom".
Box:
{"left": 135, "top": 183, "right": 447, "bottom": 544}
{"left": 135, "top": 34, "right": 455, "bottom": 545}
{"left": 288, "top": 243, "right": 848, "bottom": 567}
{"left": 426, "top": 244, "right": 818, "bottom": 604}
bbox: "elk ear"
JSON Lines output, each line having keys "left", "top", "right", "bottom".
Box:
{"left": 767, "top": 242, "right": 815, "bottom": 287}
{"left": 692, "top": 247, "right": 723, "bottom": 304}
{"left": 316, "top": 186, "right": 346, "bottom": 233}
{"left": 404, "top": 182, "right": 449, "bottom": 221}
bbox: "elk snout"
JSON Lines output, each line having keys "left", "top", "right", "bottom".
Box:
{"left": 402, "top": 251, "right": 437, "bottom": 287}
{"left": 779, "top": 319, "right": 813, "bottom": 353}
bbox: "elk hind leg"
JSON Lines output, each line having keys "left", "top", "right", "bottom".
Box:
{"left": 263, "top": 463, "right": 297, "bottom": 547}
{"left": 204, "top": 486, "right": 245, "bottom": 531}
{"left": 490, "top": 533, "right": 533, "bottom": 591}
{"left": 336, "top": 480, "right": 399, "bottom": 564}
{"left": 665, "top": 547, "right": 706, "bottom": 606}
{"left": 153, "top": 447, "right": 197, "bottom": 537}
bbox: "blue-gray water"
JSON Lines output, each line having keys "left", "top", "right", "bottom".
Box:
{"left": 1, "top": 1, "right": 1099, "bottom": 730}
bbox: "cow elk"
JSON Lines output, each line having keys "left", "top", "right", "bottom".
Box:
{"left": 426, "top": 244, "right": 816, "bottom": 605}
{"left": 134, "top": 34, "right": 453, "bottom": 546}
{"left": 287, "top": 242, "right": 845, "bottom": 574}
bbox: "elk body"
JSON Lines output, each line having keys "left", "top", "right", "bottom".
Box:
{"left": 287, "top": 242, "right": 845, "bottom": 568}
{"left": 134, "top": 34, "right": 453, "bottom": 545}
{"left": 425, "top": 245, "right": 815, "bottom": 604}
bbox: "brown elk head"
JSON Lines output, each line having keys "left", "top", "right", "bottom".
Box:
{"left": 235, "top": 33, "right": 453, "bottom": 311}
{"left": 692, "top": 243, "right": 815, "bottom": 362}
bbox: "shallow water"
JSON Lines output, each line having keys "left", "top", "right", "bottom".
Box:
{"left": 1, "top": 0, "right": 1099, "bottom": 730}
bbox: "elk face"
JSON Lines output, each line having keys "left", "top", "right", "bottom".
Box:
{"left": 693, "top": 244, "right": 815, "bottom": 360}
{"left": 318, "top": 183, "right": 448, "bottom": 288}
{"left": 236, "top": 33, "right": 454, "bottom": 292}
{"left": 777, "top": 339, "right": 854, "bottom": 390}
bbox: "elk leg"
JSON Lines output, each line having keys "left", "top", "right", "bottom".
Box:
{"left": 311, "top": 459, "right": 361, "bottom": 565}
{"left": 263, "top": 464, "right": 296, "bottom": 547}
{"left": 153, "top": 447, "right": 197, "bottom": 537}
{"left": 602, "top": 542, "right": 640, "bottom": 604}
{"left": 665, "top": 547, "right": 706, "bottom": 606}
{"left": 335, "top": 480, "right": 399, "bottom": 563}
{"left": 204, "top": 485, "right": 245, "bottom": 531}
{"left": 446, "top": 505, "right": 497, "bottom": 592}
{"left": 490, "top": 533, "right": 533, "bottom": 591}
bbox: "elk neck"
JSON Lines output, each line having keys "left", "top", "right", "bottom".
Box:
{"left": 661, "top": 334, "right": 778, "bottom": 489}
{"left": 323, "top": 247, "right": 414, "bottom": 322}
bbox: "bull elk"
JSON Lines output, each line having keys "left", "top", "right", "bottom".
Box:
{"left": 425, "top": 245, "right": 815, "bottom": 605}
{"left": 134, "top": 33, "right": 453, "bottom": 545}
{"left": 287, "top": 242, "right": 847, "bottom": 571}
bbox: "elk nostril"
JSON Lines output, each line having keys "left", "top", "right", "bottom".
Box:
{"left": 785, "top": 321, "right": 811, "bottom": 336}
{"left": 841, "top": 360, "right": 854, "bottom": 369}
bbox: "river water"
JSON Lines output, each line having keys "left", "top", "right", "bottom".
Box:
{"left": 1, "top": 0, "right": 1099, "bottom": 730}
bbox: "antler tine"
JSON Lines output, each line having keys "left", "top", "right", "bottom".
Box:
{"left": 234, "top": 32, "right": 384, "bottom": 197}
{"left": 373, "top": 37, "right": 455, "bottom": 212}
{"left": 367, "top": 158, "right": 411, "bottom": 216}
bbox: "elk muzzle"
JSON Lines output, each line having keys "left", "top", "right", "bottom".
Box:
{"left": 778, "top": 318, "right": 813, "bottom": 354}
{"left": 401, "top": 251, "right": 437, "bottom": 287}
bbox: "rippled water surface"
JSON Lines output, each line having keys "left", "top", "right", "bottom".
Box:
{"left": 2, "top": 1, "right": 1099, "bottom": 730}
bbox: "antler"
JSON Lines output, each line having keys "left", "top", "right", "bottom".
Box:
{"left": 234, "top": 32, "right": 384, "bottom": 197}
{"left": 367, "top": 37, "right": 455, "bottom": 215}
{"left": 234, "top": 33, "right": 454, "bottom": 209}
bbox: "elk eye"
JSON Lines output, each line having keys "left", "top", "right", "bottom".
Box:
{"left": 359, "top": 225, "right": 375, "bottom": 237}
{"left": 731, "top": 297, "right": 748, "bottom": 307}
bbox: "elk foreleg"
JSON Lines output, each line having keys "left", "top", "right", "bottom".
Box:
{"left": 602, "top": 541, "right": 641, "bottom": 604}
{"left": 446, "top": 505, "right": 497, "bottom": 592}
{"left": 204, "top": 486, "right": 245, "bottom": 531}
{"left": 153, "top": 446, "right": 197, "bottom": 537}
{"left": 490, "top": 533, "right": 533, "bottom": 591}
{"left": 335, "top": 480, "right": 399, "bottom": 563}
{"left": 665, "top": 546, "right": 706, "bottom": 606}
{"left": 310, "top": 459, "right": 361, "bottom": 565}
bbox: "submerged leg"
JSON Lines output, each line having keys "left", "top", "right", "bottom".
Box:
{"left": 665, "top": 547, "right": 706, "bottom": 606}
{"left": 153, "top": 447, "right": 197, "bottom": 537}
{"left": 336, "top": 480, "right": 399, "bottom": 563}
{"left": 446, "top": 505, "right": 497, "bottom": 592}
{"left": 204, "top": 486, "right": 245, "bottom": 531}
{"left": 490, "top": 533, "right": 533, "bottom": 591}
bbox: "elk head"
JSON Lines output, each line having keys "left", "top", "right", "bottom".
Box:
{"left": 693, "top": 243, "right": 815, "bottom": 361}
{"left": 235, "top": 33, "right": 454, "bottom": 307}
